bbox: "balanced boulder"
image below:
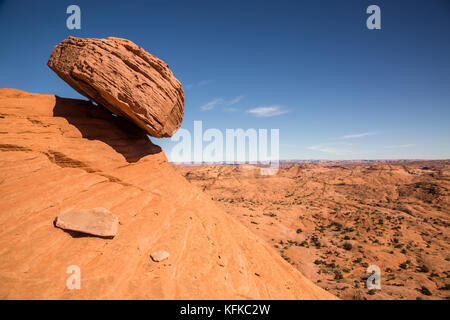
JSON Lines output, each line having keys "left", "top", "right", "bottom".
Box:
{"left": 55, "top": 207, "right": 119, "bottom": 238}
{"left": 47, "top": 36, "right": 184, "bottom": 138}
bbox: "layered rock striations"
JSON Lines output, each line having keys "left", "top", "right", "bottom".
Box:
{"left": 0, "top": 89, "right": 336, "bottom": 299}
{"left": 47, "top": 36, "right": 184, "bottom": 138}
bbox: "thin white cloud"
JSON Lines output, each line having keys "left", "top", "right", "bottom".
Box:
{"left": 247, "top": 105, "right": 289, "bottom": 117}
{"left": 185, "top": 80, "right": 213, "bottom": 91}
{"left": 224, "top": 107, "right": 239, "bottom": 112}
{"left": 200, "top": 95, "right": 245, "bottom": 111}
{"left": 200, "top": 98, "right": 223, "bottom": 111}
{"left": 340, "top": 132, "right": 377, "bottom": 139}
{"left": 226, "top": 95, "right": 244, "bottom": 106}
{"left": 197, "top": 80, "right": 212, "bottom": 87}
{"left": 308, "top": 142, "right": 356, "bottom": 155}
{"left": 385, "top": 144, "right": 416, "bottom": 148}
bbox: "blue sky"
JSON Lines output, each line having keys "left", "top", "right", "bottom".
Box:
{"left": 0, "top": 0, "right": 449, "bottom": 160}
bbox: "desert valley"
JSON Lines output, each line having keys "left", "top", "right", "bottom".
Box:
{"left": 175, "top": 161, "right": 450, "bottom": 300}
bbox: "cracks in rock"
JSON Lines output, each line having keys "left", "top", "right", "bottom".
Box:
{"left": 44, "top": 150, "right": 97, "bottom": 173}
{"left": 0, "top": 144, "right": 33, "bottom": 152}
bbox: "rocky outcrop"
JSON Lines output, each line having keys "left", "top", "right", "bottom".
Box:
{"left": 47, "top": 36, "right": 184, "bottom": 138}
{"left": 0, "top": 89, "right": 335, "bottom": 300}
{"left": 55, "top": 207, "right": 119, "bottom": 238}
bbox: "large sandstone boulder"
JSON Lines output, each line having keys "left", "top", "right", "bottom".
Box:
{"left": 47, "top": 36, "right": 184, "bottom": 138}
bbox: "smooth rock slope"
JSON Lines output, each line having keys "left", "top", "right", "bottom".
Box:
{"left": 0, "top": 89, "right": 335, "bottom": 299}
{"left": 47, "top": 36, "right": 184, "bottom": 138}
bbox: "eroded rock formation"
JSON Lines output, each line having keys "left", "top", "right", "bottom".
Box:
{"left": 47, "top": 36, "right": 184, "bottom": 138}
{"left": 0, "top": 89, "right": 336, "bottom": 299}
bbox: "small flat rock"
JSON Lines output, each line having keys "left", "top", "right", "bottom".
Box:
{"left": 150, "top": 250, "right": 170, "bottom": 262}
{"left": 55, "top": 207, "right": 119, "bottom": 238}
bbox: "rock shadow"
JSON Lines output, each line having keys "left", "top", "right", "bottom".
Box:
{"left": 53, "top": 219, "right": 115, "bottom": 239}
{"left": 53, "top": 96, "right": 162, "bottom": 163}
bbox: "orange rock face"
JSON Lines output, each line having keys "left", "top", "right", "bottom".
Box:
{"left": 0, "top": 89, "right": 335, "bottom": 300}
{"left": 47, "top": 36, "right": 184, "bottom": 138}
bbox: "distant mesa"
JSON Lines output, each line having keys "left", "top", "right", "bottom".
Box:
{"left": 47, "top": 36, "right": 184, "bottom": 138}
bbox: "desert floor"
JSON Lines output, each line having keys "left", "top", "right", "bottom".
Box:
{"left": 175, "top": 160, "right": 450, "bottom": 300}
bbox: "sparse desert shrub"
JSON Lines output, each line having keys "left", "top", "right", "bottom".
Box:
{"left": 334, "top": 270, "right": 343, "bottom": 280}
{"left": 343, "top": 242, "right": 352, "bottom": 251}
{"left": 310, "top": 235, "right": 322, "bottom": 248}
{"left": 264, "top": 212, "right": 277, "bottom": 217}
{"left": 419, "top": 286, "right": 432, "bottom": 296}
{"left": 439, "top": 284, "right": 450, "bottom": 291}
{"left": 418, "top": 265, "right": 429, "bottom": 273}
{"left": 296, "top": 228, "right": 302, "bottom": 234}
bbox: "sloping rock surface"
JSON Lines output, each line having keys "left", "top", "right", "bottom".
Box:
{"left": 0, "top": 89, "right": 335, "bottom": 300}
{"left": 47, "top": 36, "right": 184, "bottom": 138}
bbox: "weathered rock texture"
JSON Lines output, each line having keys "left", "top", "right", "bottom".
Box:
{"left": 55, "top": 207, "right": 119, "bottom": 238}
{"left": 47, "top": 36, "right": 184, "bottom": 138}
{"left": 0, "top": 89, "right": 335, "bottom": 300}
